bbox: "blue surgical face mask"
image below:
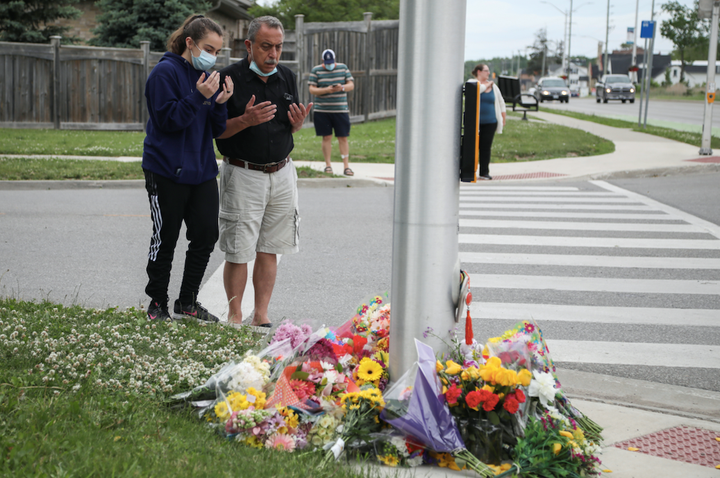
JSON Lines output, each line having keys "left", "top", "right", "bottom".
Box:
{"left": 325, "top": 63, "right": 336, "bottom": 71}
{"left": 190, "top": 43, "right": 216, "bottom": 71}
{"left": 249, "top": 45, "right": 278, "bottom": 77}
{"left": 250, "top": 61, "right": 277, "bottom": 77}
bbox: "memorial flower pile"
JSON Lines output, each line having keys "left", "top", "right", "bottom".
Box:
{"left": 167, "top": 294, "right": 602, "bottom": 476}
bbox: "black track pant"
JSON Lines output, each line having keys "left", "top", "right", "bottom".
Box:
{"left": 478, "top": 122, "right": 497, "bottom": 177}
{"left": 144, "top": 169, "right": 219, "bottom": 306}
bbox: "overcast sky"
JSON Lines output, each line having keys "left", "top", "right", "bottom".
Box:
{"left": 256, "top": 0, "right": 697, "bottom": 60}
{"left": 465, "top": 0, "right": 696, "bottom": 61}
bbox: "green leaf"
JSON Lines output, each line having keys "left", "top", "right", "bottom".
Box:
{"left": 290, "top": 371, "right": 309, "bottom": 381}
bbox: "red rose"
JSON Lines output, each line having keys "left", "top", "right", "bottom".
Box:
{"left": 514, "top": 389, "right": 526, "bottom": 403}
{"left": 446, "top": 383, "right": 463, "bottom": 405}
{"left": 503, "top": 397, "right": 519, "bottom": 414}
{"left": 465, "top": 390, "right": 483, "bottom": 410}
{"left": 482, "top": 392, "right": 500, "bottom": 412}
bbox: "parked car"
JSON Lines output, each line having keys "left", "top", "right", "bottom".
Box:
{"left": 596, "top": 74, "right": 635, "bottom": 103}
{"left": 533, "top": 77, "right": 570, "bottom": 103}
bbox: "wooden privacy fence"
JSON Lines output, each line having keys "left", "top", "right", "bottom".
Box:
{"left": 0, "top": 13, "right": 398, "bottom": 131}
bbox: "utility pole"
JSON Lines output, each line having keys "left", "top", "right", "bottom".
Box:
{"left": 604, "top": 0, "right": 610, "bottom": 74}
{"left": 699, "top": 0, "right": 720, "bottom": 155}
{"left": 568, "top": 0, "right": 574, "bottom": 78}
{"left": 389, "top": 0, "right": 467, "bottom": 377}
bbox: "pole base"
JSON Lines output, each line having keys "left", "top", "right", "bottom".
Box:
{"left": 699, "top": 147, "right": 713, "bottom": 155}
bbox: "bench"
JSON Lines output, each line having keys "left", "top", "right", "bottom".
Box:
{"left": 497, "top": 75, "right": 538, "bottom": 120}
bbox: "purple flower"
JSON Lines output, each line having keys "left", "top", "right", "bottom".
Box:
{"left": 305, "top": 338, "right": 337, "bottom": 363}
{"left": 270, "top": 321, "right": 312, "bottom": 348}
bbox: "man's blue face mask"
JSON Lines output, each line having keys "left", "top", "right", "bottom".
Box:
{"left": 249, "top": 45, "right": 278, "bottom": 77}
{"left": 324, "top": 63, "right": 336, "bottom": 71}
{"left": 190, "top": 43, "right": 216, "bottom": 71}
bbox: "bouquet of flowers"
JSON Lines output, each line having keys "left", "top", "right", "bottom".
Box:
{"left": 381, "top": 339, "right": 495, "bottom": 477}
{"left": 318, "top": 387, "right": 386, "bottom": 468}
{"left": 227, "top": 404, "right": 314, "bottom": 452}
{"left": 371, "top": 431, "right": 426, "bottom": 468}
{"left": 486, "top": 320, "right": 603, "bottom": 442}
{"left": 495, "top": 409, "right": 603, "bottom": 477}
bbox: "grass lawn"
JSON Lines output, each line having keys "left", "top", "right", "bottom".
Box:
{"left": 0, "top": 299, "right": 366, "bottom": 477}
{"left": 539, "top": 107, "right": 720, "bottom": 149}
{"left": 0, "top": 158, "right": 335, "bottom": 181}
{"left": 1, "top": 116, "right": 613, "bottom": 173}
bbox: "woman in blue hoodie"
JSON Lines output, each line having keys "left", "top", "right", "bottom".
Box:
{"left": 142, "top": 14, "right": 233, "bottom": 322}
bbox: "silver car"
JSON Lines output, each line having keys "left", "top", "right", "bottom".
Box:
{"left": 596, "top": 74, "right": 636, "bottom": 104}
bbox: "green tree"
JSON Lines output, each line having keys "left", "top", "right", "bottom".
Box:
{"left": 90, "top": 0, "right": 210, "bottom": 51}
{"left": 526, "top": 28, "right": 562, "bottom": 77}
{"left": 660, "top": 0, "right": 703, "bottom": 82}
{"left": 0, "top": 0, "right": 81, "bottom": 43}
{"left": 249, "top": 0, "right": 399, "bottom": 28}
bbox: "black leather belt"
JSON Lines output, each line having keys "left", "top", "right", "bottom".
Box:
{"left": 224, "top": 156, "right": 288, "bottom": 173}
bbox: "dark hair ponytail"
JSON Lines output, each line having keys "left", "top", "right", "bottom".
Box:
{"left": 167, "top": 14, "right": 224, "bottom": 55}
{"left": 472, "top": 64, "right": 488, "bottom": 78}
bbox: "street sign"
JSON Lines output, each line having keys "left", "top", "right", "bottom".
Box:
{"left": 640, "top": 21, "right": 655, "bottom": 39}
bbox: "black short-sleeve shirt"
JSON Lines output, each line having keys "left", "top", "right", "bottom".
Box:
{"left": 217, "top": 59, "right": 299, "bottom": 164}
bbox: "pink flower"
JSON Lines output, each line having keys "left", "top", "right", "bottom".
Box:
{"left": 265, "top": 433, "right": 296, "bottom": 452}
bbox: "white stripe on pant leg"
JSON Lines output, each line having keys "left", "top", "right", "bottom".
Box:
{"left": 197, "top": 256, "right": 282, "bottom": 323}
{"left": 148, "top": 194, "right": 162, "bottom": 261}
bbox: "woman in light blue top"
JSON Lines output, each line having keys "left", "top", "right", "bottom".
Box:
{"left": 472, "top": 64, "right": 506, "bottom": 180}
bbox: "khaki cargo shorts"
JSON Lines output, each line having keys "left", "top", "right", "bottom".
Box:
{"left": 218, "top": 159, "right": 299, "bottom": 264}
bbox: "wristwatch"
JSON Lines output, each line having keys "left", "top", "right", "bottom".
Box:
{"left": 341, "top": 84, "right": 345, "bottom": 92}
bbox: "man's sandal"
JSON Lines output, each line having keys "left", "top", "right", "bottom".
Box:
{"left": 324, "top": 166, "right": 333, "bottom": 174}
{"left": 344, "top": 168, "right": 354, "bottom": 176}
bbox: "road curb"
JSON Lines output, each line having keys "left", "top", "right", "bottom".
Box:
{"left": 0, "top": 177, "right": 391, "bottom": 191}
{"left": 559, "top": 368, "right": 720, "bottom": 423}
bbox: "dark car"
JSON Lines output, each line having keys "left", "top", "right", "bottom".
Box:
{"left": 596, "top": 74, "right": 636, "bottom": 103}
{"left": 533, "top": 77, "right": 570, "bottom": 103}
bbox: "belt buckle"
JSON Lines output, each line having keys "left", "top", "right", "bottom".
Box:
{"left": 262, "top": 162, "right": 275, "bottom": 173}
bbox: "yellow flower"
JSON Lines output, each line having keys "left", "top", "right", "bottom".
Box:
{"left": 286, "top": 414, "right": 299, "bottom": 429}
{"left": 552, "top": 442, "right": 562, "bottom": 455}
{"left": 486, "top": 356, "right": 502, "bottom": 368}
{"left": 214, "top": 401, "right": 230, "bottom": 421}
{"left": 379, "top": 455, "right": 399, "bottom": 467}
{"left": 495, "top": 368, "right": 518, "bottom": 387}
{"left": 358, "top": 358, "right": 383, "bottom": 381}
{"left": 518, "top": 369, "right": 532, "bottom": 387}
{"left": 466, "top": 366, "right": 480, "bottom": 380}
{"left": 445, "top": 360, "right": 463, "bottom": 375}
{"left": 245, "top": 436, "right": 263, "bottom": 448}
{"left": 246, "top": 387, "right": 267, "bottom": 410}
{"left": 573, "top": 428, "right": 586, "bottom": 443}
{"left": 488, "top": 337, "right": 501, "bottom": 343}
{"left": 436, "top": 360, "right": 444, "bottom": 373}
{"left": 481, "top": 384, "right": 495, "bottom": 393}
{"left": 461, "top": 370, "right": 470, "bottom": 381}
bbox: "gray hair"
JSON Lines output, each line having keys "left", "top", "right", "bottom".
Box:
{"left": 247, "top": 16, "right": 284, "bottom": 42}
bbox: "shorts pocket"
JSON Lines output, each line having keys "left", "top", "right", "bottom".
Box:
{"left": 218, "top": 210, "right": 241, "bottom": 254}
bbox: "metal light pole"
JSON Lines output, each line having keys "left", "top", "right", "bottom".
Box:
{"left": 631, "top": 0, "right": 640, "bottom": 83}
{"left": 541, "top": 1, "right": 568, "bottom": 73}
{"left": 389, "top": 0, "right": 466, "bottom": 378}
{"left": 643, "top": 0, "right": 656, "bottom": 129}
{"left": 699, "top": 0, "right": 720, "bottom": 155}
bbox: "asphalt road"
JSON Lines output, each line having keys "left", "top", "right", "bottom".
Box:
{"left": 1, "top": 171, "right": 718, "bottom": 392}
{"left": 542, "top": 97, "right": 718, "bottom": 132}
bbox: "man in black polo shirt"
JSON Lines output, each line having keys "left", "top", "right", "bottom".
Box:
{"left": 216, "top": 16, "right": 312, "bottom": 328}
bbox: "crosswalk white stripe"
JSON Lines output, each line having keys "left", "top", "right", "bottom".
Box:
{"left": 459, "top": 210, "right": 678, "bottom": 220}
{"left": 543, "top": 340, "right": 720, "bottom": 368}
{"left": 470, "top": 274, "right": 719, "bottom": 295}
{"left": 459, "top": 219, "right": 705, "bottom": 233}
{"left": 461, "top": 196, "right": 641, "bottom": 203}
{"left": 593, "top": 180, "right": 720, "bottom": 239}
{"left": 460, "top": 186, "right": 580, "bottom": 191}
{"left": 460, "top": 191, "right": 619, "bottom": 197}
{"left": 468, "top": 302, "right": 720, "bottom": 327}
{"left": 459, "top": 203, "right": 655, "bottom": 210}
{"left": 459, "top": 234, "right": 720, "bottom": 249}
{"left": 460, "top": 251, "right": 720, "bottom": 269}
